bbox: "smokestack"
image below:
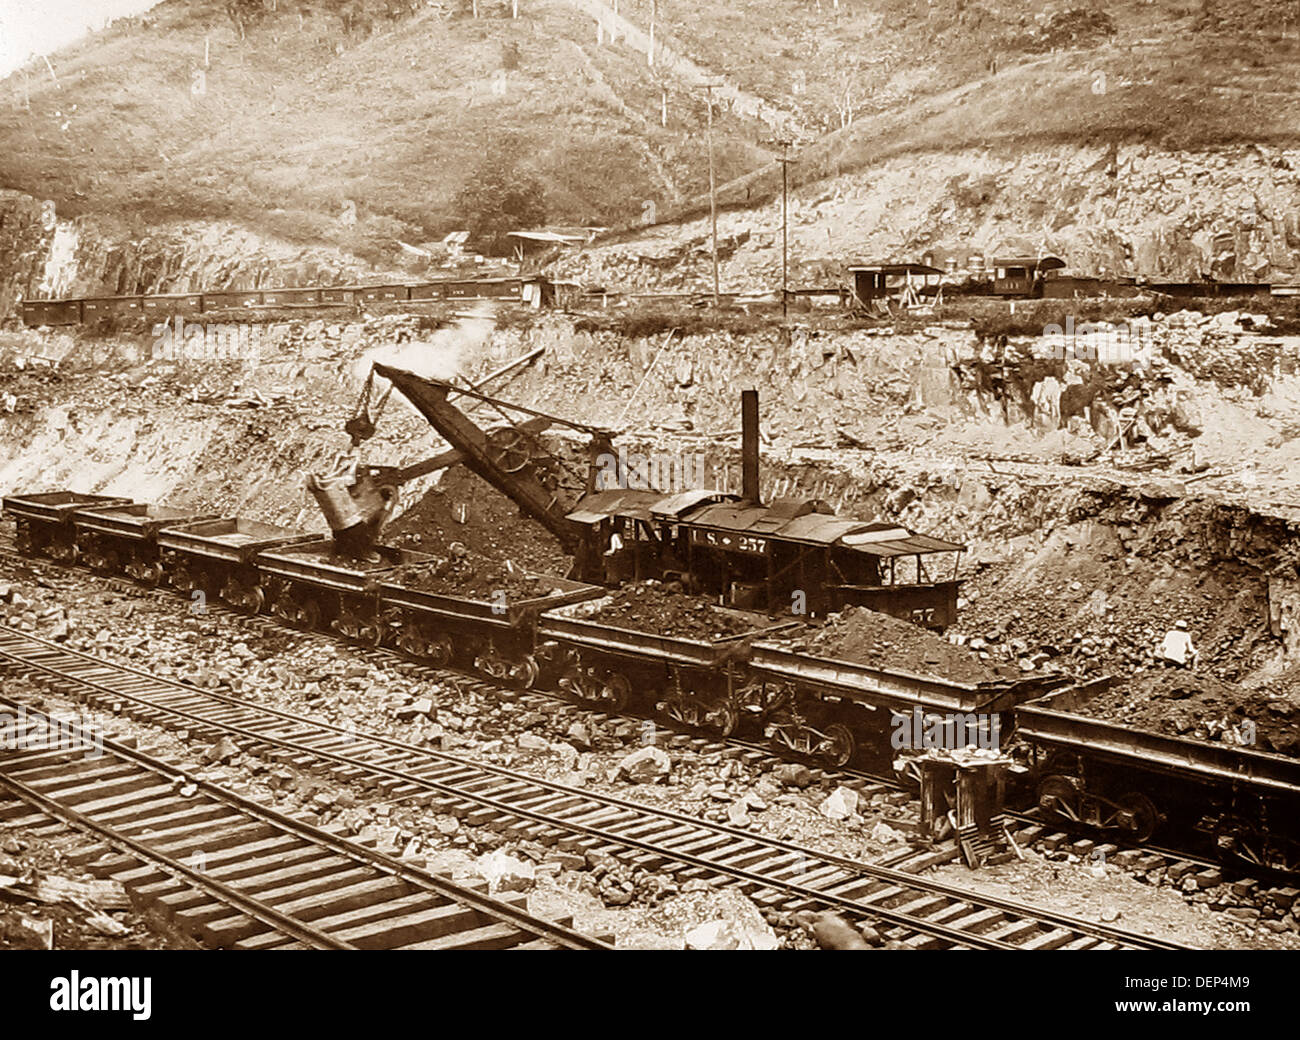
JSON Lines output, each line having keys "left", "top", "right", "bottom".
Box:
{"left": 741, "top": 389, "right": 760, "bottom": 505}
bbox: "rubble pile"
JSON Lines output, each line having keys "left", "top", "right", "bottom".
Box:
{"left": 393, "top": 549, "right": 560, "bottom": 601}
{"left": 386, "top": 465, "right": 568, "bottom": 576}
{"left": 1079, "top": 671, "right": 1300, "bottom": 758}
{"left": 587, "top": 583, "right": 759, "bottom": 640}
{"left": 783, "top": 605, "right": 1010, "bottom": 683}
{"left": 953, "top": 492, "right": 1300, "bottom": 691}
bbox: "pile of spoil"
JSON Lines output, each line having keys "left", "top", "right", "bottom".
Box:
{"left": 587, "top": 583, "right": 762, "bottom": 640}
{"left": 787, "top": 605, "right": 1013, "bottom": 683}
{"left": 393, "top": 551, "right": 563, "bottom": 601}
{"left": 1077, "top": 670, "right": 1300, "bottom": 758}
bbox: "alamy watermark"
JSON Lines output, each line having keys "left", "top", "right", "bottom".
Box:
{"left": 594, "top": 447, "right": 708, "bottom": 493}
{"left": 0, "top": 707, "right": 103, "bottom": 759}
{"left": 152, "top": 316, "right": 267, "bottom": 361}
{"left": 1042, "top": 317, "right": 1156, "bottom": 369}
{"left": 891, "top": 708, "right": 1001, "bottom": 751}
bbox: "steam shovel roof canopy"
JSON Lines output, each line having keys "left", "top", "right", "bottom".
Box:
{"left": 840, "top": 525, "right": 965, "bottom": 557}
{"left": 566, "top": 491, "right": 964, "bottom": 555}
{"left": 846, "top": 262, "right": 944, "bottom": 275}
{"left": 567, "top": 489, "right": 739, "bottom": 524}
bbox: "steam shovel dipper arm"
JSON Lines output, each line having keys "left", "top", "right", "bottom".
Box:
{"left": 371, "top": 363, "right": 584, "bottom": 553}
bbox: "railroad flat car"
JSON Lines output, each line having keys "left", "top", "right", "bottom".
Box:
{"left": 746, "top": 641, "right": 1065, "bottom": 767}
{"left": 1016, "top": 681, "right": 1300, "bottom": 871}
{"left": 156, "top": 517, "right": 317, "bottom": 614}
{"left": 254, "top": 538, "right": 432, "bottom": 642}
{"left": 319, "top": 287, "right": 356, "bottom": 305}
{"left": 3, "top": 492, "right": 134, "bottom": 561}
{"left": 70, "top": 503, "right": 220, "bottom": 585}
{"left": 379, "top": 573, "right": 603, "bottom": 687}
{"left": 537, "top": 596, "right": 796, "bottom": 726}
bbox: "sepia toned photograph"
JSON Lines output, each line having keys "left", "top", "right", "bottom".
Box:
{"left": 0, "top": 0, "right": 1294, "bottom": 1004}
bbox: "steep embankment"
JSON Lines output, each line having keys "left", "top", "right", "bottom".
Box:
{"left": 557, "top": 141, "right": 1300, "bottom": 290}
{"left": 6, "top": 306, "right": 1300, "bottom": 700}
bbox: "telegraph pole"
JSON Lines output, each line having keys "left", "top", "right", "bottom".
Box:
{"left": 705, "top": 83, "right": 721, "bottom": 306}
{"left": 774, "top": 139, "right": 795, "bottom": 321}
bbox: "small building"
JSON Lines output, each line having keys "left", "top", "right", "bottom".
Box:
{"left": 507, "top": 227, "right": 607, "bottom": 263}
{"left": 991, "top": 255, "right": 1066, "bottom": 296}
{"left": 846, "top": 262, "right": 943, "bottom": 309}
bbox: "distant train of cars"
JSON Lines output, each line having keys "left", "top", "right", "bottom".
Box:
{"left": 18, "top": 275, "right": 557, "bottom": 328}
{"left": 20, "top": 254, "right": 1299, "bottom": 328}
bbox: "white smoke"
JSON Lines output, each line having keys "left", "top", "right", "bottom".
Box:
{"left": 351, "top": 302, "right": 499, "bottom": 413}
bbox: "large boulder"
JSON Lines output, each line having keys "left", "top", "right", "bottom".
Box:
{"left": 684, "top": 918, "right": 779, "bottom": 951}
{"left": 819, "top": 786, "right": 860, "bottom": 821}
{"left": 617, "top": 746, "right": 672, "bottom": 782}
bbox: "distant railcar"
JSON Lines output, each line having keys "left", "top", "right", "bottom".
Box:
{"left": 355, "top": 284, "right": 411, "bottom": 304}
{"left": 408, "top": 282, "right": 449, "bottom": 301}
{"left": 200, "top": 290, "right": 263, "bottom": 310}
{"left": 259, "top": 287, "right": 322, "bottom": 307}
{"left": 19, "top": 298, "right": 82, "bottom": 326}
{"left": 81, "top": 295, "right": 144, "bottom": 320}
{"left": 141, "top": 293, "right": 204, "bottom": 318}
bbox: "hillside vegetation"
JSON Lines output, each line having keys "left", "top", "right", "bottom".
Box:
{"left": 2, "top": 0, "right": 1299, "bottom": 261}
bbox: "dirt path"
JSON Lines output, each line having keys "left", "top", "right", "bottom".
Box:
{"left": 556, "top": 0, "right": 800, "bottom": 136}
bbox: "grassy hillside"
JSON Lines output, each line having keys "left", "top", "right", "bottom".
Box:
{"left": 0, "top": 0, "right": 770, "bottom": 257}
{"left": 3, "top": 0, "right": 1299, "bottom": 260}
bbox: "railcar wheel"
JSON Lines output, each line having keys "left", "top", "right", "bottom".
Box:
{"left": 93, "top": 550, "right": 120, "bottom": 576}
{"left": 424, "top": 636, "right": 453, "bottom": 666}
{"left": 1116, "top": 791, "right": 1160, "bottom": 843}
{"left": 1036, "top": 776, "right": 1081, "bottom": 822}
{"left": 295, "top": 600, "right": 321, "bottom": 631}
{"left": 171, "top": 564, "right": 194, "bottom": 593}
{"left": 512, "top": 655, "right": 540, "bottom": 690}
{"left": 706, "top": 704, "right": 739, "bottom": 738}
{"left": 241, "top": 584, "right": 266, "bottom": 616}
{"left": 820, "top": 722, "right": 856, "bottom": 768}
{"left": 601, "top": 672, "right": 632, "bottom": 712}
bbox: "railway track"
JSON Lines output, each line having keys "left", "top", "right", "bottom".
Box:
{"left": 0, "top": 688, "right": 608, "bottom": 950}
{"left": 2, "top": 542, "right": 1283, "bottom": 914}
{"left": 0, "top": 625, "right": 1191, "bottom": 950}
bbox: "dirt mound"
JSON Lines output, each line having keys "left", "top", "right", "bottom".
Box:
{"left": 1081, "top": 670, "right": 1300, "bottom": 758}
{"left": 796, "top": 605, "right": 1010, "bottom": 683}
{"left": 953, "top": 511, "right": 1279, "bottom": 687}
{"left": 394, "top": 552, "right": 564, "bottom": 602}
{"left": 386, "top": 465, "right": 569, "bottom": 577}
{"left": 589, "top": 583, "right": 760, "bottom": 641}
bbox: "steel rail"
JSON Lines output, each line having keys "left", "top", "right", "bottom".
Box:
{"left": 0, "top": 689, "right": 610, "bottom": 951}
{"left": 0, "top": 626, "right": 1187, "bottom": 950}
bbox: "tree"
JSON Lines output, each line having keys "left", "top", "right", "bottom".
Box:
{"left": 225, "top": 0, "right": 269, "bottom": 40}
{"left": 453, "top": 144, "right": 547, "bottom": 256}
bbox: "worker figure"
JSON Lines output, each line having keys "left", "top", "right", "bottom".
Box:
{"left": 1161, "top": 620, "right": 1198, "bottom": 668}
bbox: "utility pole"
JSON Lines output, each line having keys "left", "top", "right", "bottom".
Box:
{"left": 649, "top": 0, "right": 656, "bottom": 66}
{"left": 705, "top": 83, "right": 721, "bottom": 306}
{"left": 773, "top": 139, "right": 795, "bottom": 321}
